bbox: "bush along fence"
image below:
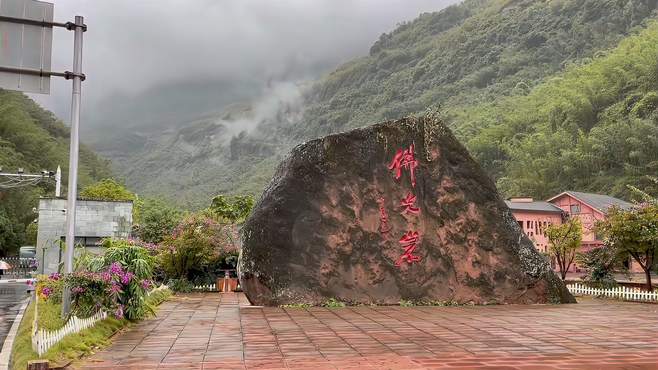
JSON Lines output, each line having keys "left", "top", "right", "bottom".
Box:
{"left": 31, "top": 298, "right": 107, "bottom": 356}
{"left": 567, "top": 283, "right": 658, "bottom": 302}
{"left": 31, "top": 284, "right": 170, "bottom": 356}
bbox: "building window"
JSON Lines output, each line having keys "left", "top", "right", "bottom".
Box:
{"left": 59, "top": 236, "right": 103, "bottom": 248}
{"left": 527, "top": 220, "right": 531, "bottom": 229}
{"left": 570, "top": 204, "right": 581, "bottom": 214}
{"left": 517, "top": 221, "right": 523, "bottom": 229}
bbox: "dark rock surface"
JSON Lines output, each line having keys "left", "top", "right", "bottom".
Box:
{"left": 239, "top": 115, "right": 575, "bottom": 306}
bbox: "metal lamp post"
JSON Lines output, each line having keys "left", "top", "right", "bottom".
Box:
{"left": 0, "top": 0, "right": 87, "bottom": 317}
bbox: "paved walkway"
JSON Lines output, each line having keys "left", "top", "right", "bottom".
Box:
{"left": 77, "top": 293, "right": 658, "bottom": 369}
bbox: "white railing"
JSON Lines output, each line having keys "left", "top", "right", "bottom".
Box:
{"left": 192, "top": 283, "right": 217, "bottom": 291}
{"left": 31, "top": 299, "right": 107, "bottom": 356}
{"left": 30, "top": 285, "right": 170, "bottom": 356}
{"left": 567, "top": 283, "right": 658, "bottom": 302}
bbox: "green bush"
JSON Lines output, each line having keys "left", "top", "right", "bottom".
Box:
{"left": 167, "top": 278, "right": 194, "bottom": 293}
{"left": 158, "top": 214, "right": 238, "bottom": 283}
{"left": 576, "top": 247, "right": 619, "bottom": 289}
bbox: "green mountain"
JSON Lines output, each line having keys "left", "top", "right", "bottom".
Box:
{"left": 0, "top": 90, "right": 112, "bottom": 255}
{"left": 94, "top": 0, "right": 658, "bottom": 205}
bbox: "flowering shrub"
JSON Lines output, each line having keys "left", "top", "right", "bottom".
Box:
{"left": 67, "top": 239, "right": 156, "bottom": 320}
{"left": 36, "top": 273, "right": 63, "bottom": 303}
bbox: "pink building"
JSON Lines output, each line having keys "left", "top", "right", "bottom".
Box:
{"left": 505, "top": 198, "right": 563, "bottom": 254}
{"left": 547, "top": 191, "right": 637, "bottom": 272}
{"left": 507, "top": 191, "right": 636, "bottom": 273}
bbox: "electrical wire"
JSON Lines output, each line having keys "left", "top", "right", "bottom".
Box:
{"left": 0, "top": 175, "right": 54, "bottom": 189}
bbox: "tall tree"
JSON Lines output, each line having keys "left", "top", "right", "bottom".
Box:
{"left": 545, "top": 217, "right": 583, "bottom": 280}
{"left": 79, "top": 179, "right": 135, "bottom": 201}
{"left": 207, "top": 195, "right": 254, "bottom": 223}
{"left": 597, "top": 204, "right": 658, "bottom": 291}
{"left": 135, "top": 198, "right": 182, "bottom": 244}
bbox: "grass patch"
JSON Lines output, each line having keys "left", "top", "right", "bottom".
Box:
{"left": 280, "top": 303, "right": 312, "bottom": 308}
{"left": 322, "top": 298, "right": 346, "bottom": 308}
{"left": 10, "top": 288, "right": 171, "bottom": 370}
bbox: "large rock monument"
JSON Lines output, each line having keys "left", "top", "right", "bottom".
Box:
{"left": 239, "top": 115, "right": 575, "bottom": 306}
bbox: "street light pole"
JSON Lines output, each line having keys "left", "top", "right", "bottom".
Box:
{"left": 62, "top": 15, "right": 85, "bottom": 317}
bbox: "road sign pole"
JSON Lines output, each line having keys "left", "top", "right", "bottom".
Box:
{"left": 62, "top": 15, "right": 85, "bottom": 317}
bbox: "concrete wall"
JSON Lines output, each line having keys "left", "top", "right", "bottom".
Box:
{"left": 36, "top": 198, "right": 133, "bottom": 274}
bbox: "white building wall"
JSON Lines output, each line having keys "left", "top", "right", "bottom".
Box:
{"left": 36, "top": 198, "right": 133, "bottom": 274}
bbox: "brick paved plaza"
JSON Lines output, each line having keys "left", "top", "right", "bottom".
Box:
{"left": 77, "top": 293, "right": 658, "bottom": 369}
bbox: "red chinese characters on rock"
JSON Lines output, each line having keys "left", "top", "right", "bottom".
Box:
{"left": 385, "top": 143, "right": 422, "bottom": 268}
{"left": 395, "top": 231, "right": 421, "bottom": 266}
{"left": 377, "top": 196, "right": 392, "bottom": 233}
{"left": 388, "top": 143, "right": 419, "bottom": 188}
{"left": 400, "top": 192, "right": 420, "bottom": 215}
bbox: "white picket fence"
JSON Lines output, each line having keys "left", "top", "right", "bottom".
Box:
{"left": 192, "top": 283, "right": 217, "bottom": 291}
{"left": 31, "top": 285, "right": 169, "bottom": 356}
{"left": 31, "top": 300, "right": 107, "bottom": 356}
{"left": 567, "top": 283, "right": 658, "bottom": 302}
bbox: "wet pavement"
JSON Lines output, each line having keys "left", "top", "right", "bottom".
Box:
{"left": 0, "top": 282, "right": 29, "bottom": 350}
{"left": 78, "top": 293, "right": 658, "bottom": 369}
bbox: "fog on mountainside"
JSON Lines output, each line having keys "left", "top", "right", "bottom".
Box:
{"left": 30, "top": 0, "right": 458, "bottom": 143}
{"left": 24, "top": 0, "right": 658, "bottom": 209}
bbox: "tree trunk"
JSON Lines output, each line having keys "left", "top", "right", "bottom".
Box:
{"left": 560, "top": 267, "right": 567, "bottom": 280}
{"left": 645, "top": 268, "right": 653, "bottom": 292}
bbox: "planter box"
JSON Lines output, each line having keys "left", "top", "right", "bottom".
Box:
{"left": 216, "top": 277, "right": 238, "bottom": 292}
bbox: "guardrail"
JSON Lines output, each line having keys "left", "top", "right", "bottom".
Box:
{"left": 0, "top": 257, "right": 37, "bottom": 279}
{"left": 567, "top": 283, "right": 658, "bottom": 302}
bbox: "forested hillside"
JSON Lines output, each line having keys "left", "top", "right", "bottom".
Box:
{"left": 0, "top": 90, "right": 112, "bottom": 255}
{"left": 293, "top": 0, "right": 658, "bottom": 138}
{"left": 93, "top": 0, "right": 658, "bottom": 205}
{"left": 458, "top": 21, "right": 658, "bottom": 198}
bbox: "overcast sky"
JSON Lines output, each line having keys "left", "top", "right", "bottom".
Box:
{"left": 30, "top": 0, "right": 457, "bottom": 125}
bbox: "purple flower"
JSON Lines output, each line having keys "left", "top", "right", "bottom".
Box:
{"left": 109, "top": 262, "right": 123, "bottom": 275}
{"left": 108, "top": 283, "right": 122, "bottom": 294}
{"left": 114, "top": 305, "right": 124, "bottom": 319}
{"left": 100, "top": 272, "right": 112, "bottom": 282}
{"left": 49, "top": 272, "right": 62, "bottom": 281}
{"left": 42, "top": 287, "right": 52, "bottom": 297}
{"left": 141, "top": 279, "right": 152, "bottom": 290}
{"left": 120, "top": 271, "right": 134, "bottom": 285}
{"left": 72, "top": 286, "right": 86, "bottom": 294}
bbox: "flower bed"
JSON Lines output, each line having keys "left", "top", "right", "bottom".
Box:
{"left": 9, "top": 238, "right": 169, "bottom": 370}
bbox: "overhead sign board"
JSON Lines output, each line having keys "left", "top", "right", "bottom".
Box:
{"left": 0, "top": 0, "right": 53, "bottom": 94}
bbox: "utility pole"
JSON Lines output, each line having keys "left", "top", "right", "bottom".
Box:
{"left": 61, "top": 15, "right": 86, "bottom": 317}
{"left": 55, "top": 166, "right": 62, "bottom": 197}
